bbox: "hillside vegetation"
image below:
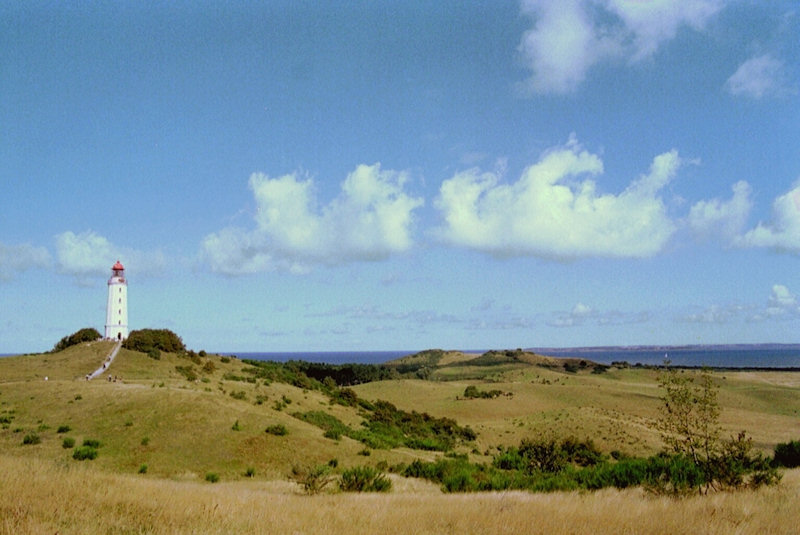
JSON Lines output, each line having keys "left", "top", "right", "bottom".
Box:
{"left": 1, "top": 344, "right": 799, "bottom": 533}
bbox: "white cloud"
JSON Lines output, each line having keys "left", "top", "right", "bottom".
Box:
{"left": 736, "top": 181, "right": 800, "bottom": 253}
{"left": 55, "top": 230, "right": 167, "bottom": 281}
{"left": 202, "top": 164, "right": 424, "bottom": 275}
{"left": 688, "top": 180, "right": 752, "bottom": 240}
{"left": 518, "top": 0, "right": 725, "bottom": 94}
{"left": 726, "top": 54, "right": 795, "bottom": 99}
{"left": 682, "top": 303, "right": 745, "bottom": 324}
{"left": 518, "top": 0, "right": 621, "bottom": 94}
{"left": 0, "top": 242, "right": 50, "bottom": 281}
{"left": 605, "top": 0, "right": 725, "bottom": 61}
{"left": 766, "top": 284, "right": 799, "bottom": 317}
{"left": 549, "top": 302, "right": 650, "bottom": 327}
{"left": 435, "top": 136, "right": 681, "bottom": 259}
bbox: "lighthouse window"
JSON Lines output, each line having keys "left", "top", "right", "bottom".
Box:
{"left": 118, "top": 298, "right": 121, "bottom": 303}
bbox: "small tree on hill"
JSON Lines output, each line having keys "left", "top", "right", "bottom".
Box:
{"left": 656, "top": 363, "right": 779, "bottom": 493}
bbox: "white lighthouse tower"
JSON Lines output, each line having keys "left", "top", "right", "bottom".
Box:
{"left": 104, "top": 260, "right": 128, "bottom": 341}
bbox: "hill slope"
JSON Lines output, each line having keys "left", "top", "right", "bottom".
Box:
{"left": 1, "top": 344, "right": 799, "bottom": 481}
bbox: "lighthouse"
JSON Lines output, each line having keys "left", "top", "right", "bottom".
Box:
{"left": 104, "top": 260, "right": 128, "bottom": 341}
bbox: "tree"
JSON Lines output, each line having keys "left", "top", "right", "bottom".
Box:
{"left": 657, "top": 365, "right": 720, "bottom": 470}
{"left": 657, "top": 363, "right": 779, "bottom": 493}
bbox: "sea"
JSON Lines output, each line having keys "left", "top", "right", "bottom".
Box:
{"left": 224, "top": 345, "right": 800, "bottom": 369}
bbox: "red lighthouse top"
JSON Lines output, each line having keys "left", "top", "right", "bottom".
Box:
{"left": 112, "top": 260, "right": 125, "bottom": 271}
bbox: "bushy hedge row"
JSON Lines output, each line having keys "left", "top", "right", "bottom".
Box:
{"left": 123, "top": 329, "right": 185, "bottom": 354}
{"left": 773, "top": 440, "right": 800, "bottom": 468}
{"left": 399, "top": 436, "right": 778, "bottom": 494}
{"left": 51, "top": 328, "right": 101, "bottom": 352}
{"left": 293, "top": 399, "right": 476, "bottom": 452}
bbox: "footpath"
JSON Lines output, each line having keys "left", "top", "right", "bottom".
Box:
{"left": 86, "top": 341, "right": 122, "bottom": 380}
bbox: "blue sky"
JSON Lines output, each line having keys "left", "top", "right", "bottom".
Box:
{"left": 2, "top": 1, "right": 799, "bottom": 353}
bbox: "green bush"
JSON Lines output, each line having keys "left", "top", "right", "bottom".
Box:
{"left": 123, "top": 329, "right": 185, "bottom": 354}
{"left": 289, "top": 464, "right": 334, "bottom": 495}
{"left": 51, "top": 328, "right": 101, "bottom": 352}
{"left": 774, "top": 439, "right": 800, "bottom": 468}
{"left": 138, "top": 464, "right": 148, "bottom": 474}
{"left": 340, "top": 466, "right": 392, "bottom": 492}
{"left": 265, "top": 424, "right": 288, "bottom": 436}
{"left": 82, "top": 438, "right": 102, "bottom": 448}
{"left": 57, "top": 425, "right": 71, "bottom": 434}
{"left": 205, "top": 472, "right": 219, "bottom": 483}
{"left": 73, "top": 446, "right": 98, "bottom": 460}
{"left": 22, "top": 433, "right": 41, "bottom": 445}
{"left": 244, "top": 467, "right": 256, "bottom": 478}
{"left": 175, "top": 365, "right": 198, "bottom": 382}
{"left": 62, "top": 437, "right": 76, "bottom": 449}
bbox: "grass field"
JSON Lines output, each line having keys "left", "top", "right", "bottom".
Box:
{"left": 1, "top": 344, "right": 799, "bottom": 533}
{"left": 2, "top": 454, "right": 799, "bottom": 534}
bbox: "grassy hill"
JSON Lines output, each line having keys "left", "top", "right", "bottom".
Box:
{"left": 2, "top": 344, "right": 800, "bottom": 534}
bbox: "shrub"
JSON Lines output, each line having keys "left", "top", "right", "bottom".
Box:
{"left": 340, "top": 466, "right": 392, "bottom": 492}
{"left": 774, "top": 439, "right": 800, "bottom": 468}
{"left": 231, "top": 420, "right": 241, "bottom": 431}
{"left": 244, "top": 467, "right": 255, "bottom": 478}
{"left": 147, "top": 348, "right": 161, "bottom": 360}
{"left": 265, "top": 424, "right": 288, "bottom": 436}
{"left": 57, "top": 425, "right": 71, "bottom": 434}
{"left": 175, "top": 365, "right": 198, "bottom": 382}
{"left": 230, "top": 390, "right": 247, "bottom": 401}
{"left": 52, "top": 328, "right": 101, "bottom": 352}
{"left": 289, "top": 464, "right": 334, "bottom": 495}
{"left": 205, "top": 472, "right": 219, "bottom": 483}
{"left": 62, "top": 437, "right": 75, "bottom": 449}
{"left": 141, "top": 437, "right": 150, "bottom": 446}
{"left": 138, "top": 464, "right": 148, "bottom": 474}
{"left": 82, "top": 438, "right": 102, "bottom": 448}
{"left": 123, "top": 329, "right": 185, "bottom": 354}
{"left": 22, "top": 433, "right": 41, "bottom": 445}
{"left": 73, "top": 446, "right": 98, "bottom": 460}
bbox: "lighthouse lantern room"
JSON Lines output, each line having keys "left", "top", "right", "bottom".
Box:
{"left": 104, "top": 260, "right": 129, "bottom": 341}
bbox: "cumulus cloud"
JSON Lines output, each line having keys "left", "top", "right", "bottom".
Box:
{"left": 726, "top": 54, "right": 795, "bottom": 99}
{"left": 435, "top": 136, "right": 681, "bottom": 259}
{"left": 766, "top": 284, "right": 799, "bottom": 318}
{"left": 518, "top": 0, "right": 725, "bottom": 94}
{"left": 201, "top": 164, "right": 424, "bottom": 275}
{"left": 0, "top": 242, "right": 50, "bottom": 281}
{"left": 55, "top": 230, "right": 167, "bottom": 282}
{"left": 688, "top": 180, "right": 752, "bottom": 240}
{"left": 736, "top": 181, "right": 800, "bottom": 253}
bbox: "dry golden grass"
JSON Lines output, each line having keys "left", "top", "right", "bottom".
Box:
{"left": 2, "top": 454, "right": 799, "bottom": 535}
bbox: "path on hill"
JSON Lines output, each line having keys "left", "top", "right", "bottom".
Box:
{"left": 86, "top": 341, "right": 121, "bottom": 380}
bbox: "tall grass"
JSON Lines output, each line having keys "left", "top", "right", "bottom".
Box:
{"left": 2, "top": 455, "right": 798, "bottom": 535}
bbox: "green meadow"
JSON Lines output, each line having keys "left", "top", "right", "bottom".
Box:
{"left": 1, "top": 343, "right": 799, "bottom": 534}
